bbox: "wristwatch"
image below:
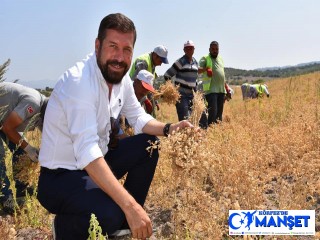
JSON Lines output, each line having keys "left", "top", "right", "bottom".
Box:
{"left": 163, "top": 123, "right": 172, "bottom": 137}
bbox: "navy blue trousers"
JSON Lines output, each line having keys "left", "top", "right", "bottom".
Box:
{"left": 175, "top": 88, "right": 193, "bottom": 121}
{"left": 37, "top": 134, "right": 159, "bottom": 240}
{"left": 175, "top": 89, "right": 208, "bottom": 129}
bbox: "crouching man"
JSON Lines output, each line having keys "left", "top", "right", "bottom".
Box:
{"left": 37, "top": 13, "right": 193, "bottom": 240}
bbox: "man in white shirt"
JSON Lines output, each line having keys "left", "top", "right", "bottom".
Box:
{"left": 37, "top": 13, "right": 192, "bottom": 240}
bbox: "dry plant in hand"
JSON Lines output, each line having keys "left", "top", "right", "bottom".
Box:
{"left": 154, "top": 81, "right": 180, "bottom": 105}
{"left": 189, "top": 90, "right": 206, "bottom": 126}
{"left": 159, "top": 91, "right": 207, "bottom": 172}
{"left": 162, "top": 127, "right": 205, "bottom": 171}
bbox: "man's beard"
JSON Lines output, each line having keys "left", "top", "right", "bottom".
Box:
{"left": 210, "top": 53, "right": 218, "bottom": 59}
{"left": 97, "top": 55, "right": 129, "bottom": 84}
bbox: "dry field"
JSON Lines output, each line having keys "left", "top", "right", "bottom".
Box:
{"left": 1, "top": 72, "right": 320, "bottom": 239}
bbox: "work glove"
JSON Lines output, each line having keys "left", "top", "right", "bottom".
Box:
{"left": 226, "top": 92, "right": 232, "bottom": 101}
{"left": 24, "top": 144, "right": 39, "bottom": 162}
{"left": 206, "top": 68, "right": 213, "bottom": 77}
{"left": 144, "top": 98, "right": 153, "bottom": 114}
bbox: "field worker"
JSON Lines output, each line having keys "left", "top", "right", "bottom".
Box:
{"left": 198, "top": 41, "right": 226, "bottom": 125}
{"left": 129, "top": 45, "right": 169, "bottom": 117}
{"left": 241, "top": 83, "right": 269, "bottom": 99}
{"left": 241, "top": 83, "right": 252, "bottom": 100}
{"left": 37, "top": 13, "right": 193, "bottom": 240}
{"left": 252, "top": 83, "right": 270, "bottom": 98}
{"left": 129, "top": 45, "right": 169, "bottom": 80}
{"left": 0, "top": 82, "right": 48, "bottom": 212}
{"left": 133, "top": 70, "right": 156, "bottom": 113}
{"left": 163, "top": 40, "right": 199, "bottom": 121}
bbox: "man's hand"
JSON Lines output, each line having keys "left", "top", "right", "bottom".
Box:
{"left": 226, "top": 92, "right": 232, "bottom": 101}
{"left": 125, "top": 202, "right": 153, "bottom": 239}
{"left": 24, "top": 144, "right": 39, "bottom": 162}
{"left": 206, "top": 68, "right": 213, "bottom": 77}
{"left": 169, "top": 120, "right": 194, "bottom": 135}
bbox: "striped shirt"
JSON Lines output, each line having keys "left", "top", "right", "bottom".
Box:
{"left": 164, "top": 55, "right": 198, "bottom": 89}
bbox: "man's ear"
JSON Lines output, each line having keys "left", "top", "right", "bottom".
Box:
{"left": 95, "top": 38, "right": 100, "bottom": 54}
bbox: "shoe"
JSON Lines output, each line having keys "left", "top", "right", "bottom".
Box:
{"left": 52, "top": 216, "right": 57, "bottom": 240}
{"left": 109, "top": 228, "right": 156, "bottom": 238}
{"left": 109, "top": 229, "right": 131, "bottom": 238}
{"left": 1, "top": 194, "right": 15, "bottom": 214}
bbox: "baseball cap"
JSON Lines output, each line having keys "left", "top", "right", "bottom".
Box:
{"left": 153, "top": 45, "right": 169, "bottom": 64}
{"left": 184, "top": 40, "right": 195, "bottom": 48}
{"left": 136, "top": 70, "right": 155, "bottom": 93}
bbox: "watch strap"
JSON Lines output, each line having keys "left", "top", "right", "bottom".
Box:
{"left": 163, "top": 123, "right": 172, "bottom": 137}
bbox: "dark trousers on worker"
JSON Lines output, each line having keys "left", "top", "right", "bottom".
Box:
{"left": 205, "top": 93, "right": 225, "bottom": 125}
{"left": 176, "top": 87, "right": 208, "bottom": 129}
{"left": 175, "top": 88, "right": 193, "bottom": 121}
{"left": 37, "top": 134, "right": 159, "bottom": 240}
{"left": 0, "top": 130, "right": 27, "bottom": 203}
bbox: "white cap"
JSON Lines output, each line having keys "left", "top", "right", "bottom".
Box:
{"left": 136, "top": 70, "right": 155, "bottom": 93}
{"left": 153, "top": 45, "right": 169, "bottom": 64}
{"left": 184, "top": 40, "right": 195, "bottom": 48}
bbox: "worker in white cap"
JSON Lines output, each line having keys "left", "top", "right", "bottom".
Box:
{"left": 133, "top": 70, "right": 156, "bottom": 113}
{"left": 163, "top": 40, "right": 199, "bottom": 122}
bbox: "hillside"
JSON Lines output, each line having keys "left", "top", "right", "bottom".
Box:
{"left": 225, "top": 61, "right": 320, "bottom": 85}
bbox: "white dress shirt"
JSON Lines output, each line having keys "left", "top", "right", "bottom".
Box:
{"left": 39, "top": 53, "right": 154, "bottom": 170}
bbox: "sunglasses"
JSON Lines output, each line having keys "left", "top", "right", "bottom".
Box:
{"left": 108, "top": 117, "right": 120, "bottom": 150}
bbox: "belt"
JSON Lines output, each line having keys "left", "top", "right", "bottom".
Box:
{"left": 41, "top": 167, "right": 69, "bottom": 174}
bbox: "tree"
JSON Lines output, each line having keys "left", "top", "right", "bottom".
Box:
{"left": 0, "top": 59, "right": 11, "bottom": 82}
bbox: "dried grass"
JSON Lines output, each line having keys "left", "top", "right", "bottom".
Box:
{"left": 149, "top": 72, "right": 320, "bottom": 238}
{"left": 1, "top": 72, "right": 319, "bottom": 239}
{"left": 154, "top": 81, "right": 180, "bottom": 105}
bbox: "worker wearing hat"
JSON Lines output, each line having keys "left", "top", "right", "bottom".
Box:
{"left": 122, "top": 70, "right": 156, "bottom": 130}
{"left": 133, "top": 70, "right": 155, "bottom": 114}
{"left": 133, "top": 70, "right": 155, "bottom": 104}
{"left": 129, "top": 45, "right": 169, "bottom": 80}
{"left": 163, "top": 40, "right": 199, "bottom": 122}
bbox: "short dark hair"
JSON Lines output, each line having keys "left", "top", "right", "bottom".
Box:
{"left": 97, "top": 13, "right": 137, "bottom": 45}
{"left": 210, "top": 41, "right": 219, "bottom": 47}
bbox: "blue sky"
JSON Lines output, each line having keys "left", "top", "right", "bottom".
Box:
{"left": 1, "top": 0, "right": 320, "bottom": 88}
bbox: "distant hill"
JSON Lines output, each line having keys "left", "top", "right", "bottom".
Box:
{"left": 225, "top": 61, "right": 320, "bottom": 85}
{"left": 255, "top": 61, "right": 320, "bottom": 71}
{"left": 18, "top": 79, "right": 58, "bottom": 89}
